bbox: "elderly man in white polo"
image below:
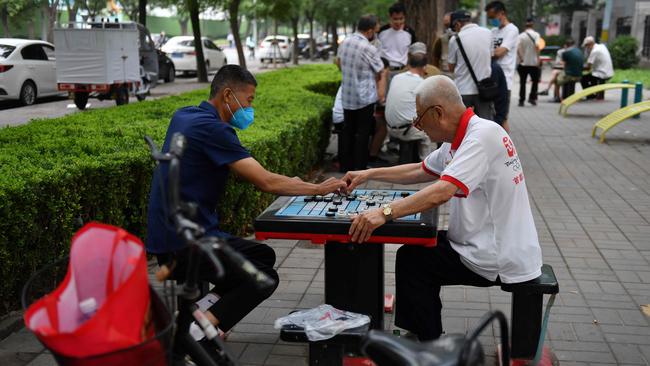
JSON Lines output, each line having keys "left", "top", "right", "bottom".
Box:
{"left": 342, "top": 75, "right": 543, "bottom": 341}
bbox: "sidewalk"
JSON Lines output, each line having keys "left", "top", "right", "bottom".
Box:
{"left": 2, "top": 80, "right": 650, "bottom": 366}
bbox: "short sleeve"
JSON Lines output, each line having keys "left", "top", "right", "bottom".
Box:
{"left": 365, "top": 45, "right": 385, "bottom": 73}
{"left": 440, "top": 139, "right": 488, "bottom": 197}
{"left": 422, "top": 144, "right": 449, "bottom": 176}
{"left": 203, "top": 125, "right": 251, "bottom": 167}
{"left": 447, "top": 37, "right": 458, "bottom": 65}
{"left": 500, "top": 27, "right": 519, "bottom": 51}
{"left": 587, "top": 49, "right": 597, "bottom": 64}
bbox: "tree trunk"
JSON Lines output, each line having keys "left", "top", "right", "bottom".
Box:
{"left": 138, "top": 0, "right": 147, "bottom": 26}
{"left": 179, "top": 17, "right": 189, "bottom": 35}
{"left": 228, "top": 0, "right": 246, "bottom": 69}
{"left": 402, "top": 0, "right": 438, "bottom": 61}
{"left": 291, "top": 16, "right": 299, "bottom": 65}
{"left": 187, "top": 0, "right": 208, "bottom": 82}
{"left": 308, "top": 16, "right": 315, "bottom": 60}
{"left": 330, "top": 22, "right": 338, "bottom": 55}
{"left": 1, "top": 5, "right": 9, "bottom": 38}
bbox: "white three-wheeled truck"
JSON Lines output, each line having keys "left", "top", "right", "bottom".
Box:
{"left": 54, "top": 22, "right": 158, "bottom": 109}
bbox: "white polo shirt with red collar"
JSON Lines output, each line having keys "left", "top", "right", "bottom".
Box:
{"left": 422, "top": 108, "right": 542, "bottom": 284}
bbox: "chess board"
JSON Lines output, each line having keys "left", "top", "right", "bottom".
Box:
{"left": 254, "top": 189, "right": 438, "bottom": 245}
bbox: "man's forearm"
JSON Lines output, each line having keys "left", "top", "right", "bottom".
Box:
{"left": 390, "top": 180, "right": 454, "bottom": 219}
{"left": 263, "top": 173, "right": 319, "bottom": 196}
{"left": 367, "top": 163, "right": 435, "bottom": 185}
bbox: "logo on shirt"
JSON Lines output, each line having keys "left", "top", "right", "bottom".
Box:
{"left": 493, "top": 37, "right": 503, "bottom": 49}
{"left": 502, "top": 137, "right": 516, "bottom": 157}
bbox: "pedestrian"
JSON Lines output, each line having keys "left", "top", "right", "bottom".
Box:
{"left": 516, "top": 17, "right": 541, "bottom": 107}
{"left": 491, "top": 60, "right": 509, "bottom": 127}
{"left": 447, "top": 10, "right": 494, "bottom": 119}
{"left": 486, "top": 1, "right": 519, "bottom": 132}
{"left": 335, "top": 15, "right": 385, "bottom": 172}
{"left": 377, "top": 3, "right": 417, "bottom": 73}
{"left": 432, "top": 12, "right": 454, "bottom": 79}
{"left": 385, "top": 43, "right": 435, "bottom": 161}
{"left": 227, "top": 33, "right": 235, "bottom": 48}
{"left": 554, "top": 38, "right": 583, "bottom": 102}
{"left": 246, "top": 35, "right": 256, "bottom": 60}
{"left": 370, "top": 20, "right": 391, "bottom": 166}
{"left": 580, "top": 36, "right": 614, "bottom": 100}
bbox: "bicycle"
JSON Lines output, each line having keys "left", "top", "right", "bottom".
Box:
{"left": 361, "top": 310, "right": 510, "bottom": 366}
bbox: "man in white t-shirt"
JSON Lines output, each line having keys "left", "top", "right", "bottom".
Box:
{"left": 447, "top": 10, "right": 493, "bottom": 120}
{"left": 517, "top": 17, "right": 541, "bottom": 107}
{"left": 378, "top": 2, "right": 417, "bottom": 70}
{"left": 580, "top": 36, "right": 614, "bottom": 100}
{"left": 385, "top": 47, "right": 434, "bottom": 160}
{"left": 342, "top": 75, "right": 543, "bottom": 341}
{"left": 486, "top": 1, "right": 518, "bottom": 132}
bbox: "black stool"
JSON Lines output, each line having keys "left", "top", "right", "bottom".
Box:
{"left": 398, "top": 140, "right": 420, "bottom": 164}
{"left": 280, "top": 323, "right": 370, "bottom": 366}
{"left": 500, "top": 264, "right": 559, "bottom": 360}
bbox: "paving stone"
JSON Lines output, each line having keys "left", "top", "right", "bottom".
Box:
{"left": 238, "top": 343, "right": 273, "bottom": 364}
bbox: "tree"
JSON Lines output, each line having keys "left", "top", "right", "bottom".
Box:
{"left": 226, "top": 0, "right": 247, "bottom": 69}
{"left": 304, "top": 0, "right": 316, "bottom": 59}
{"left": 138, "top": 0, "right": 146, "bottom": 25}
{"left": 187, "top": 0, "right": 208, "bottom": 82}
{"left": 402, "top": 0, "right": 457, "bottom": 61}
{"left": 63, "top": 0, "right": 80, "bottom": 26}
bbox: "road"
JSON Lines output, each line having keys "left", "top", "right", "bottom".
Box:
{"left": 1, "top": 48, "right": 325, "bottom": 128}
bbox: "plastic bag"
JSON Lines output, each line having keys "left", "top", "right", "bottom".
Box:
{"left": 274, "top": 304, "right": 370, "bottom": 341}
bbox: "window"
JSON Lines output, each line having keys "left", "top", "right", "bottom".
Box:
{"left": 179, "top": 40, "right": 195, "bottom": 47}
{"left": 641, "top": 15, "right": 650, "bottom": 57}
{"left": 0, "top": 44, "right": 15, "bottom": 59}
{"left": 203, "top": 39, "right": 217, "bottom": 50}
{"left": 21, "top": 44, "right": 48, "bottom": 61}
{"left": 42, "top": 45, "right": 55, "bottom": 61}
{"left": 616, "top": 16, "right": 632, "bottom": 36}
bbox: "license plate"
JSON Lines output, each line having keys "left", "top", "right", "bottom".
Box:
{"left": 171, "top": 52, "right": 184, "bottom": 58}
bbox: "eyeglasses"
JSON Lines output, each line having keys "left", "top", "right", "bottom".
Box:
{"left": 411, "top": 105, "right": 438, "bottom": 131}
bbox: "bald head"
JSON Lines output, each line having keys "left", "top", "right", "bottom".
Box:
{"left": 415, "top": 75, "right": 464, "bottom": 109}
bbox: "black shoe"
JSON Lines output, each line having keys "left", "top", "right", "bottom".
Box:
{"left": 518, "top": 101, "right": 524, "bottom": 107}
{"left": 551, "top": 97, "right": 561, "bottom": 103}
{"left": 528, "top": 100, "right": 537, "bottom": 106}
{"left": 538, "top": 90, "right": 549, "bottom": 96}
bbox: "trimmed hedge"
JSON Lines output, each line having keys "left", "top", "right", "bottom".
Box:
{"left": 0, "top": 64, "right": 340, "bottom": 314}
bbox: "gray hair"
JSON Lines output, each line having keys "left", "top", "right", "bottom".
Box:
{"left": 414, "top": 75, "right": 463, "bottom": 108}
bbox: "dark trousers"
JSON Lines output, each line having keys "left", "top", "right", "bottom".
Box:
{"left": 517, "top": 65, "right": 540, "bottom": 102}
{"left": 461, "top": 94, "right": 494, "bottom": 120}
{"left": 581, "top": 74, "right": 609, "bottom": 99}
{"left": 156, "top": 238, "right": 279, "bottom": 332}
{"left": 395, "top": 231, "right": 497, "bottom": 341}
{"left": 341, "top": 104, "right": 375, "bottom": 172}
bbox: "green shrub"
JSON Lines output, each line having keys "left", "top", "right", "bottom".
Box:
{"left": 0, "top": 64, "right": 340, "bottom": 314}
{"left": 610, "top": 36, "right": 639, "bottom": 70}
{"left": 543, "top": 35, "right": 567, "bottom": 47}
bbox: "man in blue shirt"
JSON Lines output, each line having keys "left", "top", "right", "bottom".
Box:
{"left": 147, "top": 65, "right": 346, "bottom": 338}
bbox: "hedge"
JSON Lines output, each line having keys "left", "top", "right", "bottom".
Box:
{"left": 0, "top": 64, "right": 341, "bottom": 315}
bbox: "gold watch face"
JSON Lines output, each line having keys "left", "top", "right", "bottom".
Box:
{"left": 383, "top": 206, "right": 392, "bottom": 216}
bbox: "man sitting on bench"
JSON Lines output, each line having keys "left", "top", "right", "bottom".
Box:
{"left": 342, "top": 75, "right": 543, "bottom": 341}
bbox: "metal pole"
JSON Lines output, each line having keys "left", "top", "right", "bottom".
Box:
{"left": 620, "top": 80, "right": 629, "bottom": 109}
{"left": 480, "top": 0, "right": 487, "bottom": 27}
{"left": 601, "top": 0, "right": 613, "bottom": 43}
{"left": 634, "top": 82, "right": 643, "bottom": 119}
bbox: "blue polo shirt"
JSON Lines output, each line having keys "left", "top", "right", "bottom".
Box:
{"left": 146, "top": 101, "right": 251, "bottom": 253}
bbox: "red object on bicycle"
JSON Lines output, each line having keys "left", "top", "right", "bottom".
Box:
{"left": 24, "top": 222, "right": 152, "bottom": 358}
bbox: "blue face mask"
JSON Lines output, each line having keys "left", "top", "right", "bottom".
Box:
{"left": 489, "top": 18, "right": 501, "bottom": 28}
{"left": 226, "top": 92, "right": 254, "bottom": 130}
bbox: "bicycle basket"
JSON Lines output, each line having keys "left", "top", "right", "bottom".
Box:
{"left": 22, "top": 256, "right": 174, "bottom": 366}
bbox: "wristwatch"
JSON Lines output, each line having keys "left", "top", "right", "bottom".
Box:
{"left": 382, "top": 205, "right": 393, "bottom": 222}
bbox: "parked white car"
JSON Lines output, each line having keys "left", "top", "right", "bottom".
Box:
{"left": 0, "top": 38, "right": 63, "bottom": 105}
{"left": 258, "top": 35, "right": 292, "bottom": 62}
{"left": 161, "top": 36, "right": 227, "bottom": 75}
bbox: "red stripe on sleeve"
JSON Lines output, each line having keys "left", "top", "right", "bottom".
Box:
{"left": 421, "top": 161, "right": 440, "bottom": 177}
{"left": 440, "top": 175, "right": 469, "bottom": 197}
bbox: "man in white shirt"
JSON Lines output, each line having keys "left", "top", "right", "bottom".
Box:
{"left": 580, "top": 36, "right": 615, "bottom": 100}
{"left": 486, "top": 1, "right": 519, "bottom": 132}
{"left": 377, "top": 2, "right": 417, "bottom": 71}
{"left": 342, "top": 75, "right": 543, "bottom": 341}
{"left": 517, "top": 17, "right": 541, "bottom": 107}
{"left": 385, "top": 44, "right": 434, "bottom": 160}
{"left": 447, "top": 10, "right": 493, "bottom": 120}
